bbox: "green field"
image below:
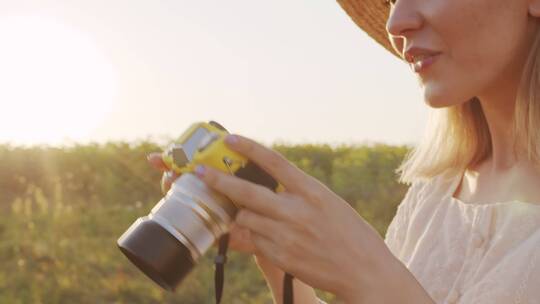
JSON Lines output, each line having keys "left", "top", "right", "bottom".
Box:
{"left": 0, "top": 142, "right": 411, "bottom": 303}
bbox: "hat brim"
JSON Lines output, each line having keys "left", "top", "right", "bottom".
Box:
{"left": 337, "top": 0, "right": 398, "bottom": 57}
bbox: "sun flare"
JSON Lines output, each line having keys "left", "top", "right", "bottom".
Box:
{"left": 0, "top": 16, "right": 117, "bottom": 145}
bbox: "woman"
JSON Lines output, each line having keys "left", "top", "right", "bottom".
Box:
{"left": 149, "top": 0, "right": 540, "bottom": 302}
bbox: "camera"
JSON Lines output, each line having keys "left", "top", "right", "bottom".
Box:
{"left": 117, "top": 121, "right": 279, "bottom": 291}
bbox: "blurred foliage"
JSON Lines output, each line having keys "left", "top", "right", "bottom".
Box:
{"left": 0, "top": 141, "right": 411, "bottom": 303}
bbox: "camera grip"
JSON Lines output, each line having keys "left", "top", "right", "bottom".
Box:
{"left": 234, "top": 162, "right": 279, "bottom": 192}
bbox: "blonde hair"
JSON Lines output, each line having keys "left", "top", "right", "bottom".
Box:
{"left": 396, "top": 27, "right": 540, "bottom": 184}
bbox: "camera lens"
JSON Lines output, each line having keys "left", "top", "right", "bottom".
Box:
{"left": 117, "top": 173, "right": 236, "bottom": 290}
{"left": 118, "top": 218, "right": 195, "bottom": 291}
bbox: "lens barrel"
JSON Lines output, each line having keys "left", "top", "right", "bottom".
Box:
{"left": 117, "top": 173, "right": 236, "bottom": 291}
{"left": 117, "top": 217, "right": 194, "bottom": 291}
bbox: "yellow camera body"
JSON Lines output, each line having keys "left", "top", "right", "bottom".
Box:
{"left": 161, "top": 121, "right": 283, "bottom": 193}
{"left": 161, "top": 121, "right": 247, "bottom": 176}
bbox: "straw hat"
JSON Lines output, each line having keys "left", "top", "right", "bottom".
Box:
{"left": 337, "top": 0, "right": 399, "bottom": 57}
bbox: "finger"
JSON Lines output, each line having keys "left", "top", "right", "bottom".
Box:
{"left": 229, "top": 223, "right": 250, "bottom": 243}
{"left": 161, "top": 170, "right": 179, "bottom": 193}
{"left": 147, "top": 152, "right": 170, "bottom": 171}
{"left": 196, "top": 165, "right": 289, "bottom": 219}
{"left": 228, "top": 223, "right": 257, "bottom": 254}
{"left": 250, "top": 233, "right": 288, "bottom": 270}
{"left": 224, "top": 135, "right": 312, "bottom": 194}
{"left": 229, "top": 222, "right": 250, "bottom": 240}
{"left": 235, "top": 209, "right": 282, "bottom": 240}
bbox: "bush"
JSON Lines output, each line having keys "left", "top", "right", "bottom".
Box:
{"left": 0, "top": 141, "right": 412, "bottom": 303}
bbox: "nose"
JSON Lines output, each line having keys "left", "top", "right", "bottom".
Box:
{"left": 385, "top": 1, "right": 423, "bottom": 54}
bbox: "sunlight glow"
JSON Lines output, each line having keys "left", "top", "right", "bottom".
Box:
{"left": 0, "top": 16, "right": 117, "bottom": 145}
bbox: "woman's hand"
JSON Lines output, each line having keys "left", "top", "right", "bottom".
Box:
{"left": 191, "top": 134, "right": 426, "bottom": 303}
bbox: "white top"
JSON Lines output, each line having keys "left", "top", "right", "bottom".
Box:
{"left": 384, "top": 170, "right": 540, "bottom": 304}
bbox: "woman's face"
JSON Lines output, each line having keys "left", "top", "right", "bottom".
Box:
{"left": 386, "top": 0, "right": 540, "bottom": 108}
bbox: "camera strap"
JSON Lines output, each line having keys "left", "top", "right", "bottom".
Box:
{"left": 214, "top": 234, "right": 294, "bottom": 304}
{"left": 283, "top": 272, "right": 294, "bottom": 303}
{"left": 215, "top": 160, "right": 294, "bottom": 304}
{"left": 214, "top": 233, "right": 229, "bottom": 304}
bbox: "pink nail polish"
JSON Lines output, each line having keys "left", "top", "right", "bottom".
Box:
{"left": 195, "top": 165, "right": 206, "bottom": 178}
{"left": 225, "top": 134, "right": 238, "bottom": 145}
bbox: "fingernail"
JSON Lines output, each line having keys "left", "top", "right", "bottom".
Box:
{"left": 225, "top": 134, "right": 239, "bottom": 145}
{"left": 195, "top": 165, "right": 206, "bottom": 178}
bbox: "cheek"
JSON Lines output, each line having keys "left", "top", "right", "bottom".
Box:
{"left": 422, "top": 46, "right": 504, "bottom": 108}
{"left": 414, "top": 1, "right": 486, "bottom": 107}
{"left": 421, "top": 0, "right": 526, "bottom": 107}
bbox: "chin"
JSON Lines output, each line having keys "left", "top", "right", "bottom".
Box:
{"left": 423, "top": 89, "right": 452, "bottom": 108}
{"left": 422, "top": 84, "right": 470, "bottom": 109}
{"left": 424, "top": 99, "right": 449, "bottom": 108}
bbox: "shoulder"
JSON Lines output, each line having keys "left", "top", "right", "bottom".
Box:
{"left": 431, "top": 169, "right": 461, "bottom": 196}
{"left": 408, "top": 169, "right": 459, "bottom": 201}
{"left": 402, "top": 168, "right": 461, "bottom": 216}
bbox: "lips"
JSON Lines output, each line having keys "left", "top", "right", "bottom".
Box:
{"left": 403, "top": 47, "right": 442, "bottom": 73}
{"left": 413, "top": 54, "right": 440, "bottom": 72}
{"left": 403, "top": 47, "right": 441, "bottom": 63}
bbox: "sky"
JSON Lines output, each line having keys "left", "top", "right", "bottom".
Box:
{"left": 0, "top": 0, "right": 428, "bottom": 147}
